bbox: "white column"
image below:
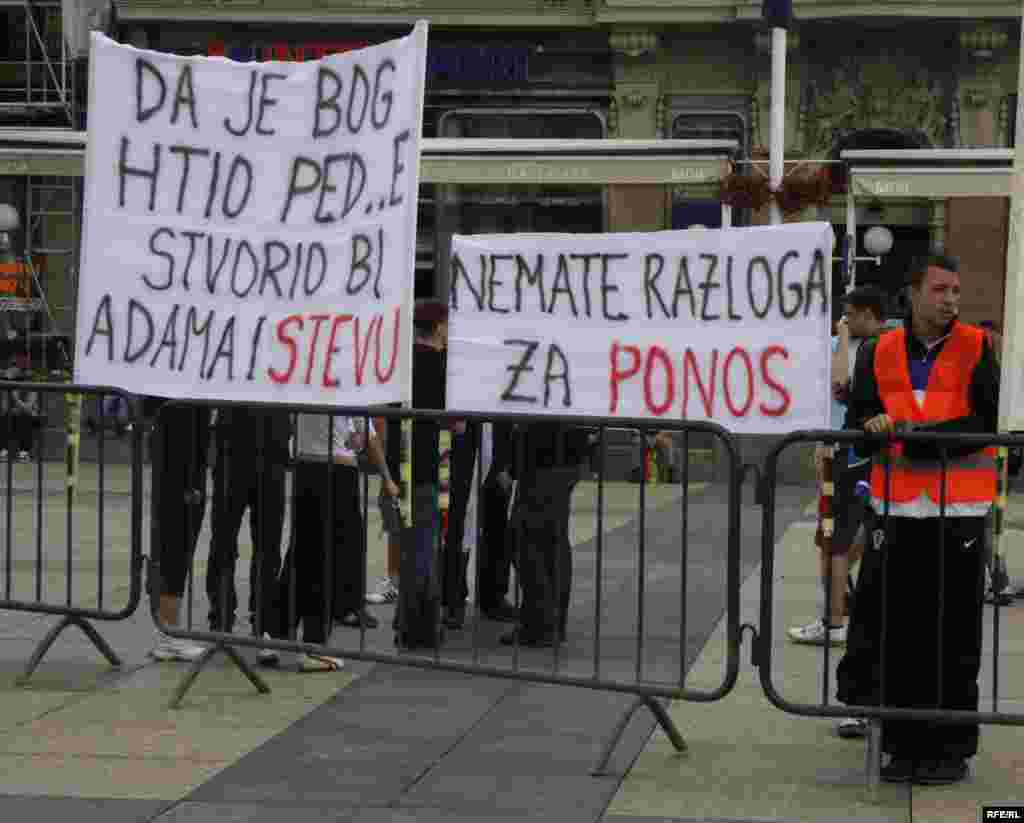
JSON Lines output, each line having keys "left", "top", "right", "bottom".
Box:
{"left": 998, "top": 11, "right": 1024, "bottom": 431}
{"left": 721, "top": 203, "right": 733, "bottom": 228}
{"left": 769, "top": 26, "right": 787, "bottom": 226}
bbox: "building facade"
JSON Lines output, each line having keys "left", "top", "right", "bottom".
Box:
{"left": 1, "top": 0, "right": 1021, "bottom": 354}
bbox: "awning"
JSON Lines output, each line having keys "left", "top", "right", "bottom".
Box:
{"left": 421, "top": 138, "right": 735, "bottom": 185}
{"left": 842, "top": 149, "right": 1014, "bottom": 200}
{"left": 0, "top": 133, "right": 738, "bottom": 185}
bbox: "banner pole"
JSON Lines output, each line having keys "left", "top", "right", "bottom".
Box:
{"left": 991, "top": 9, "right": 1024, "bottom": 599}
{"left": 769, "top": 24, "right": 787, "bottom": 227}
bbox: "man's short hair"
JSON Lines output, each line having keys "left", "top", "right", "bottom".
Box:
{"left": 413, "top": 299, "right": 449, "bottom": 337}
{"left": 845, "top": 285, "right": 886, "bottom": 321}
{"left": 907, "top": 254, "right": 960, "bottom": 290}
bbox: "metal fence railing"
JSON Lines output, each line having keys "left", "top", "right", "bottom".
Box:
{"left": 148, "top": 400, "right": 744, "bottom": 775}
{"left": 0, "top": 382, "right": 144, "bottom": 683}
{"left": 756, "top": 429, "right": 1024, "bottom": 789}
{"left": 9, "top": 385, "right": 1022, "bottom": 788}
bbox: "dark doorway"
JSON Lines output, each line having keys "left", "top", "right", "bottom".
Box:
{"left": 832, "top": 224, "right": 932, "bottom": 327}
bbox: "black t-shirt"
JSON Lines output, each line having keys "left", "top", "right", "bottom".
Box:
{"left": 411, "top": 344, "right": 446, "bottom": 486}
{"left": 513, "top": 423, "right": 590, "bottom": 481}
{"left": 216, "top": 406, "right": 292, "bottom": 465}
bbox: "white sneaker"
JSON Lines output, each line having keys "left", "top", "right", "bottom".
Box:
{"left": 297, "top": 653, "right": 345, "bottom": 672}
{"left": 787, "top": 619, "right": 847, "bottom": 646}
{"left": 149, "top": 630, "right": 206, "bottom": 662}
{"left": 366, "top": 576, "right": 398, "bottom": 605}
{"left": 17, "top": 451, "right": 30, "bottom": 463}
{"left": 0, "top": 449, "right": 8, "bottom": 461}
{"left": 257, "top": 633, "right": 279, "bottom": 666}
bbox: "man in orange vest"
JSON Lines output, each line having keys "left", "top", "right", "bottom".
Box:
{"left": 836, "top": 256, "right": 999, "bottom": 785}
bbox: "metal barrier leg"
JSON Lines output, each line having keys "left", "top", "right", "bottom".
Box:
{"left": 591, "top": 696, "right": 687, "bottom": 777}
{"left": 865, "top": 718, "right": 882, "bottom": 797}
{"left": 17, "top": 615, "right": 123, "bottom": 685}
{"left": 168, "top": 641, "right": 271, "bottom": 709}
{"left": 645, "top": 696, "right": 688, "bottom": 755}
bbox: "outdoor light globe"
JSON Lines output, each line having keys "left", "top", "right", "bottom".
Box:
{"left": 0, "top": 204, "right": 21, "bottom": 233}
{"left": 863, "top": 225, "right": 894, "bottom": 256}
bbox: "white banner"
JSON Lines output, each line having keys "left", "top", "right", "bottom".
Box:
{"left": 74, "top": 25, "right": 428, "bottom": 405}
{"left": 447, "top": 223, "right": 835, "bottom": 433}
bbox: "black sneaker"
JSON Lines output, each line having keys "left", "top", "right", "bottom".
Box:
{"left": 208, "top": 616, "right": 234, "bottom": 634}
{"left": 338, "top": 609, "right": 379, "bottom": 630}
{"left": 481, "top": 601, "right": 519, "bottom": 622}
{"left": 443, "top": 604, "right": 466, "bottom": 630}
{"left": 837, "top": 718, "right": 869, "bottom": 739}
{"left": 880, "top": 757, "right": 915, "bottom": 783}
{"left": 914, "top": 758, "right": 968, "bottom": 785}
{"left": 499, "top": 629, "right": 557, "bottom": 648}
{"left": 985, "top": 588, "right": 1015, "bottom": 606}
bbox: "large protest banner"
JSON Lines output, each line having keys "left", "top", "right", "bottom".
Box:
{"left": 447, "top": 223, "right": 834, "bottom": 433}
{"left": 74, "top": 24, "right": 428, "bottom": 405}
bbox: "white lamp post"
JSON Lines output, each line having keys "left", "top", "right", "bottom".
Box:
{"left": 764, "top": 0, "right": 792, "bottom": 226}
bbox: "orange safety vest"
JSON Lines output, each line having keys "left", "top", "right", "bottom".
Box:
{"left": 870, "top": 323, "right": 996, "bottom": 505}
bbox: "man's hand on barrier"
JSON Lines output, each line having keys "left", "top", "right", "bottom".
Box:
{"left": 654, "top": 431, "right": 673, "bottom": 452}
{"left": 865, "top": 414, "right": 895, "bottom": 435}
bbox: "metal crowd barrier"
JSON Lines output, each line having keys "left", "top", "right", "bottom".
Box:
{"left": 149, "top": 400, "right": 743, "bottom": 775}
{"left": 0, "top": 382, "right": 145, "bottom": 684}
{"left": 756, "top": 429, "right": 1024, "bottom": 790}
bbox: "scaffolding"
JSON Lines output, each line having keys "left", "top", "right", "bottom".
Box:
{"left": 0, "top": 129, "right": 83, "bottom": 373}
{"left": 0, "top": 1, "right": 78, "bottom": 127}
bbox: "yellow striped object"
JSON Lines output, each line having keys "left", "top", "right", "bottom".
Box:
{"left": 398, "top": 418, "right": 451, "bottom": 524}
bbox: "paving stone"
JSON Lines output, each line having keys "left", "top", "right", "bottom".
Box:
{"left": 0, "top": 796, "right": 170, "bottom": 823}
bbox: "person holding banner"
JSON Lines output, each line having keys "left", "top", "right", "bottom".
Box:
{"left": 394, "top": 300, "right": 456, "bottom": 649}
{"left": 149, "top": 399, "right": 212, "bottom": 662}
{"left": 837, "top": 256, "right": 999, "bottom": 785}
{"left": 206, "top": 406, "right": 292, "bottom": 643}
{"left": 477, "top": 422, "right": 518, "bottom": 622}
{"left": 271, "top": 412, "right": 398, "bottom": 672}
{"left": 502, "top": 422, "right": 590, "bottom": 647}
{"left": 366, "top": 404, "right": 404, "bottom": 606}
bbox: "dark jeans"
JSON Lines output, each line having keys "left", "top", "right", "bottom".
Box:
{"left": 274, "top": 462, "right": 364, "bottom": 645}
{"left": 443, "top": 426, "right": 477, "bottom": 610}
{"left": 206, "top": 455, "right": 285, "bottom": 635}
{"left": 152, "top": 406, "right": 211, "bottom": 598}
{"left": 477, "top": 479, "right": 513, "bottom": 610}
{"left": 837, "top": 512, "right": 986, "bottom": 760}
{"left": 508, "top": 467, "right": 579, "bottom": 638}
{"left": 412, "top": 483, "right": 440, "bottom": 584}
{"left": 3, "top": 413, "right": 36, "bottom": 453}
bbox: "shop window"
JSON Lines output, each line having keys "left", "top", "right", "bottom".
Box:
{"left": 671, "top": 111, "right": 746, "bottom": 148}
{"left": 420, "top": 108, "right": 606, "bottom": 299}
{"left": 831, "top": 225, "right": 932, "bottom": 325}
{"left": 671, "top": 112, "right": 746, "bottom": 229}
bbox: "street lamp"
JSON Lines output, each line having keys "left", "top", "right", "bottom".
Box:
{"left": 0, "top": 203, "right": 20, "bottom": 238}
{"left": 863, "top": 225, "right": 894, "bottom": 257}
